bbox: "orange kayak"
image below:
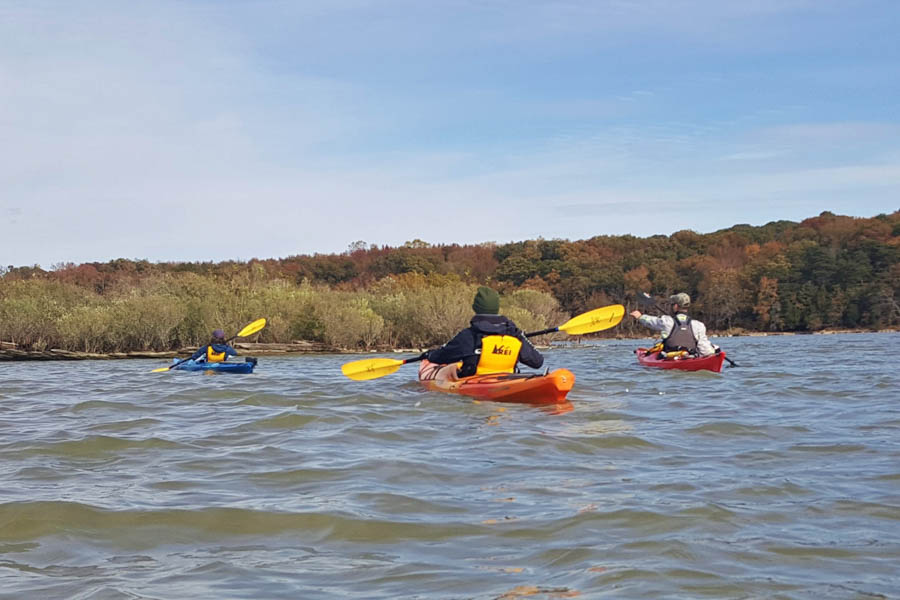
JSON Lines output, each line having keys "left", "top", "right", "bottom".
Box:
{"left": 420, "top": 365, "right": 575, "bottom": 405}
{"left": 635, "top": 348, "right": 726, "bottom": 373}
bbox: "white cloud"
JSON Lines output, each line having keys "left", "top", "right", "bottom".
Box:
{"left": 753, "top": 122, "right": 900, "bottom": 144}
{"left": 718, "top": 151, "right": 787, "bottom": 161}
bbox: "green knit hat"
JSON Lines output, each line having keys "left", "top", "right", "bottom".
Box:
{"left": 472, "top": 286, "right": 500, "bottom": 314}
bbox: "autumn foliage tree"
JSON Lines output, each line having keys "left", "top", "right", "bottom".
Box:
{"left": 3, "top": 211, "right": 900, "bottom": 352}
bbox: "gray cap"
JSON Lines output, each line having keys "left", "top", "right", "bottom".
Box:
{"left": 669, "top": 293, "right": 691, "bottom": 307}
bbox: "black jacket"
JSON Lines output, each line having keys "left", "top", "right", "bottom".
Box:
{"left": 425, "top": 314, "right": 544, "bottom": 377}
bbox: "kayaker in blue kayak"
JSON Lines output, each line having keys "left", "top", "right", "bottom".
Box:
{"left": 189, "top": 329, "right": 239, "bottom": 363}
{"left": 419, "top": 286, "right": 544, "bottom": 382}
{"left": 629, "top": 293, "right": 717, "bottom": 357}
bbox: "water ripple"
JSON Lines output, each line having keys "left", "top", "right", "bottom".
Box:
{"left": 1, "top": 335, "right": 899, "bottom": 598}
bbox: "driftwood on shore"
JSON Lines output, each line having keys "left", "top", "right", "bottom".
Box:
{"left": 0, "top": 348, "right": 180, "bottom": 361}
{"left": 233, "top": 341, "right": 334, "bottom": 354}
{"left": 0, "top": 340, "right": 336, "bottom": 361}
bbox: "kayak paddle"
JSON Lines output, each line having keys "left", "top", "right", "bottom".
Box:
{"left": 635, "top": 292, "right": 739, "bottom": 367}
{"left": 340, "top": 304, "right": 625, "bottom": 381}
{"left": 151, "top": 317, "right": 267, "bottom": 372}
{"left": 525, "top": 303, "right": 625, "bottom": 337}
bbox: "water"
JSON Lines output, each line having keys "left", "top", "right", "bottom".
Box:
{"left": 1, "top": 333, "right": 899, "bottom": 599}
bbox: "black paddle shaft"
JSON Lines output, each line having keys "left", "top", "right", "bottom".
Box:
{"left": 637, "top": 292, "right": 667, "bottom": 314}
{"left": 405, "top": 326, "right": 557, "bottom": 366}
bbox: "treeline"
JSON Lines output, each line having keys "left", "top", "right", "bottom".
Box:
{"left": 2, "top": 210, "right": 899, "bottom": 353}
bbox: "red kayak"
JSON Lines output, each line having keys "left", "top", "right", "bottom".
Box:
{"left": 635, "top": 348, "right": 726, "bottom": 373}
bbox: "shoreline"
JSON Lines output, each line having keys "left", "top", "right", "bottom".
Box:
{"left": 0, "top": 341, "right": 335, "bottom": 362}
{"left": 1, "top": 328, "right": 897, "bottom": 362}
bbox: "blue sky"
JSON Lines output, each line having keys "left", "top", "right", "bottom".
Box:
{"left": 2, "top": 0, "right": 899, "bottom": 268}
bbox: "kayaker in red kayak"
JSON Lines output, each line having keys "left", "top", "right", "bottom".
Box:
{"left": 419, "top": 286, "right": 544, "bottom": 383}
{"left": 629, "top": 293, "right": 717, "bottom": 358}
{"left": 189, "top": 329, "right": 239, "bottom": 363}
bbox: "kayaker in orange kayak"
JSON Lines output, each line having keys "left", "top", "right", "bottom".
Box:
{"left": 419, "top": 286, "right": 544, "bottom": 383}
{"left": 629, "top": 293, "right": 717, "bottom": 357}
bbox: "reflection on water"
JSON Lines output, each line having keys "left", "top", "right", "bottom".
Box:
{"left": 558, "top": 419, "right": 633, "bottom": 436}
{"left": 1, "top": 333, "right": 899, "bottom": 598}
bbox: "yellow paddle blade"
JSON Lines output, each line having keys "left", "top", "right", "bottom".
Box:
{"left": 341, "top": 357, "right": 406, "bottom": 381}
{"left": 236, "top": 318, "right": 267, "bottom": 338}
{"left": 151, "top": 366, "right": 172, "bottom": 373}
{"left": 558, "top": 304, "right": 625, "bottom": 335}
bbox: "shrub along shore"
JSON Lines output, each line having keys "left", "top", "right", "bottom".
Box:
{"left": 0, "top": 273, "right": 572, "bottom": 360}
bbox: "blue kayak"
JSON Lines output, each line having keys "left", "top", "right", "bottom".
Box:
{"left": 171, "top": 357, "right": 257, "bottom": 374}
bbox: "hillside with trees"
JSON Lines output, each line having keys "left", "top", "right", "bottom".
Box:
{"left": 2, "top": 211, "right": 898, "bottom": 355}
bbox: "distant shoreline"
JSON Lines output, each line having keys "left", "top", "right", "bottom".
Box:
{"left": 2, "top": 329, "right": 897, "bottom": 362}
{"left": 0, "top": 341, "right": 335, "bottom": 362}
{"left": 712, "top": 328, "right": 899, "bottom": 337}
